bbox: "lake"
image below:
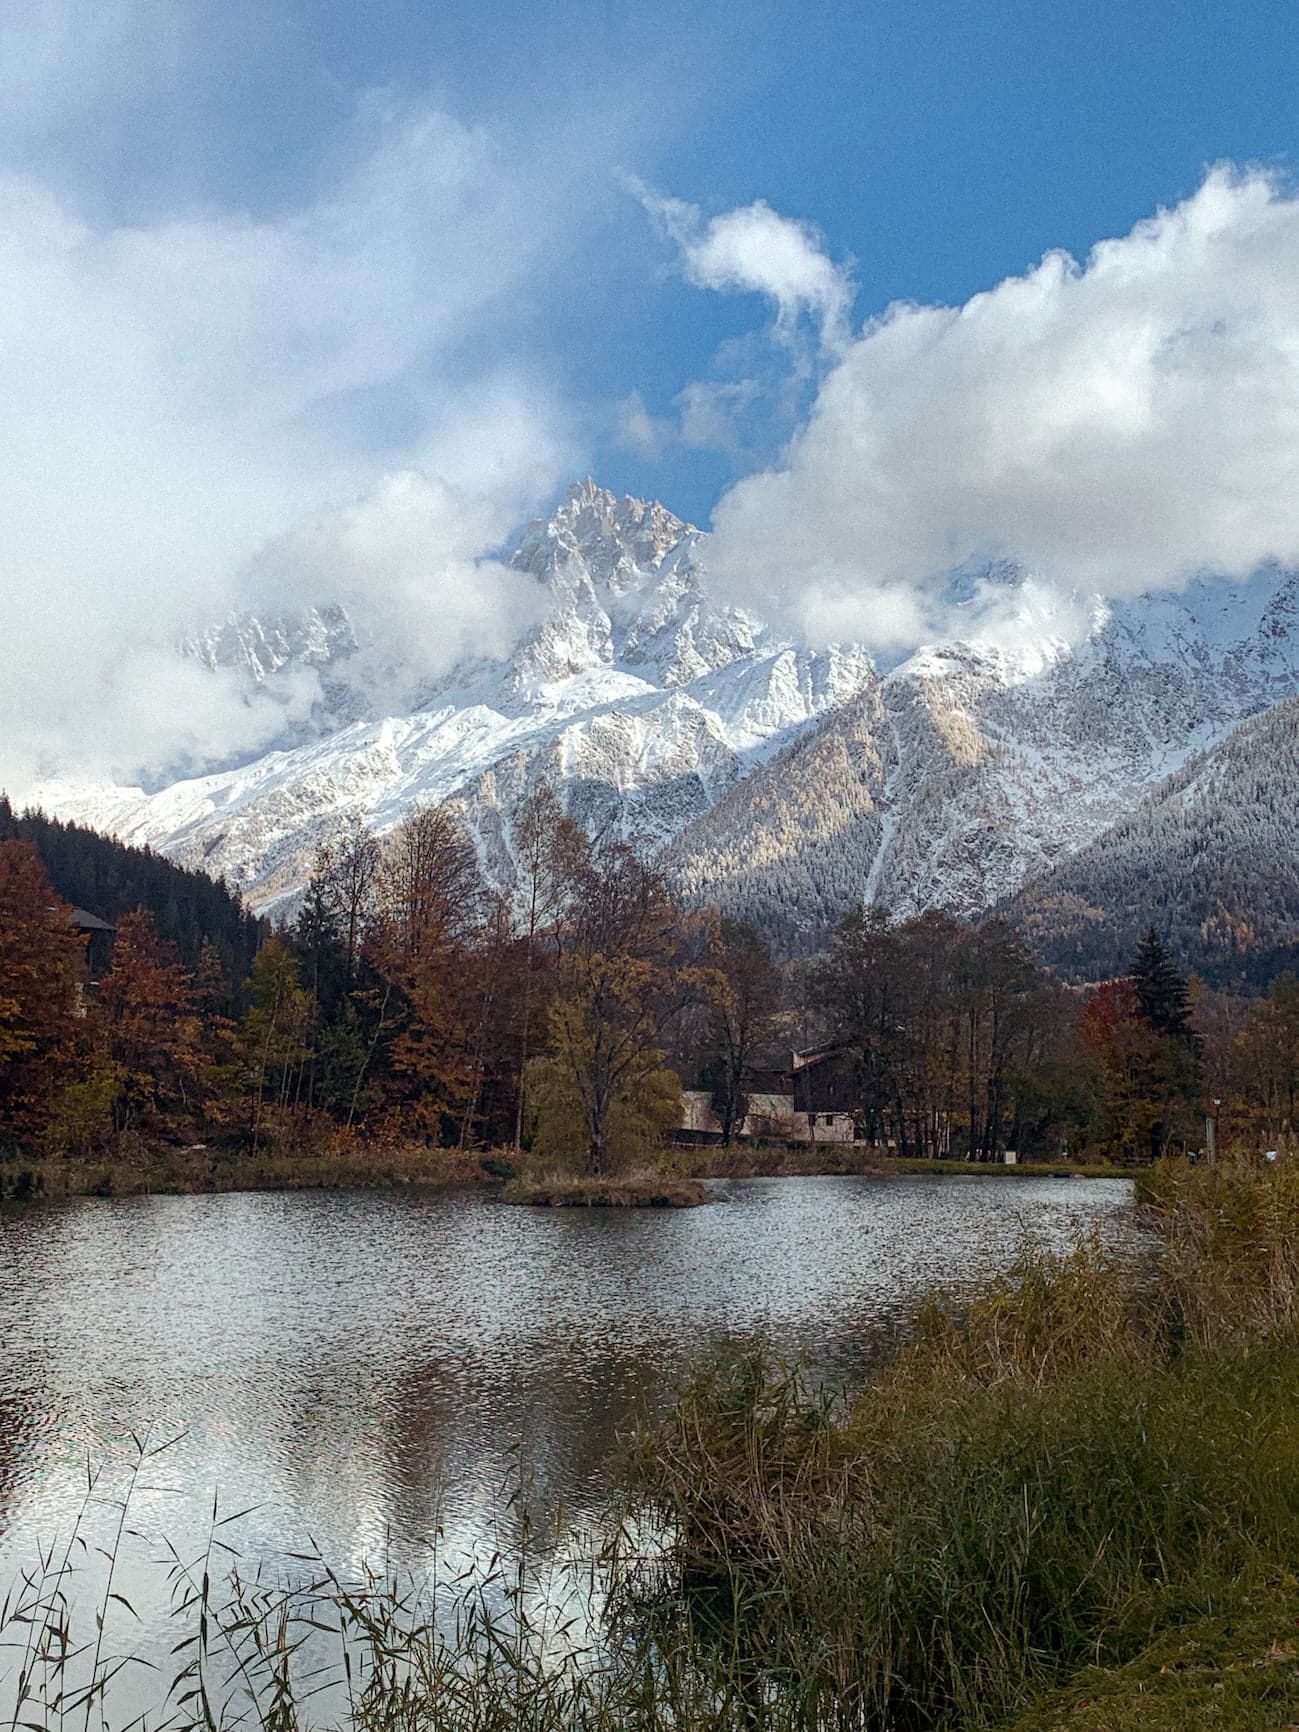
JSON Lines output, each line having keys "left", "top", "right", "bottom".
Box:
{"left": 0, "top": 1174, "right": 1137, "bottom": 1600}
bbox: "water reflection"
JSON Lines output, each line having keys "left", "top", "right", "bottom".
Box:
{"left": 0, "top": 1176, "right": 1137, "bottom": 1587}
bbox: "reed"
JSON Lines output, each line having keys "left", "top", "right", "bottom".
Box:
{"left": 0, "top": 1139, "right": 491, "bottom": 1200}
{"left": 616, "top": 1159, "right": 1299, "bottom": 1728}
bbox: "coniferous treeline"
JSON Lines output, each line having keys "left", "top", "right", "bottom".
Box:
{"left": 0, "top": 796, "right": 263, "bottom": 992}
{"left": 1, "top": 789, "right": 1297, "bottom": 1171}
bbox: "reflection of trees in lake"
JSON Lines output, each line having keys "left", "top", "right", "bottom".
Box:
{"left": 0, "top": 1179, "right": 1139, "bottom": 1590}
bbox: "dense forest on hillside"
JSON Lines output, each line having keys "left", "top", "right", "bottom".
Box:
{"left": 0, "top": 796, "right": 263, "bottom": 990}
{"left": 1000, "top": 696, "right": 1299, "bottom": 989}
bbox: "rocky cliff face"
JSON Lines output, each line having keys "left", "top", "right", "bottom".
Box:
{"left": 32, "top": 483, "right": 1299, "bottom": 937}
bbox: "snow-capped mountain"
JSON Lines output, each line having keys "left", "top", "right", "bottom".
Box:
{"left": 667, "top": 565, "right": 1299, "bottom": 951}
{"left": 29, "top": 481, "right": 1299, "bottom": 939}
{"left": 33, "top": 482, "right": 874, "bottom": 912}
{"left": 997, "top": 693, "right": 1299, "bottom": 986}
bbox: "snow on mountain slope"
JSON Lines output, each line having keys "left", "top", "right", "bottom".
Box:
{"left": 999, "top": 692, "right": 1299, "bottom": 985}
{"left": 34, "top": 482, "right": 874, "bottom": 912}
{"left": 668, "top": 566, "right": 1299, "bottom": 951}
{"left": 30, "top": 479, "right": 1299, "bottom": 931}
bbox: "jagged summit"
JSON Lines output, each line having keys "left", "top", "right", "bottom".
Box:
{"left": 37, "top": 481, "right": 872, "bottom": 911}
{"left": 514, "top": 479, "right": 694, "bottom": 593}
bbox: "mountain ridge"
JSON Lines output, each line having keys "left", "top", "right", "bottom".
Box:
{"left": 27, "top": 482, "right": 1299, "bottom": 943}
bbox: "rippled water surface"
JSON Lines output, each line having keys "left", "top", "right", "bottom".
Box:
{"left": 0, "top": 1176, "right": 1136, "bottom": 1585}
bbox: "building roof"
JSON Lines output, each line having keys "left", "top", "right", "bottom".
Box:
{"left": 67, "top": 907, "right": 115, "bottom": 933}
{"left": 790, "top": 1042, "right": 851, "bottom": 1071}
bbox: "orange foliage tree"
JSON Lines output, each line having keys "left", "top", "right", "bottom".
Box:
{"left": 95, "top": 910, "right": 206, "bottom": 1136}
{"left": 0, "top": 840, "right": 87, "bottom": 1144}
{"left": 366, "top": 804, "right": 485, "bottom": 1139}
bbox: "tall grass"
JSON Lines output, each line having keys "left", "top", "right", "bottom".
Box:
{"left": 4, "top": 1158, "right": 1298, "bottom": 1729}
{"left": 617, "top": 1157, "right": 1299, "bottom": 1728}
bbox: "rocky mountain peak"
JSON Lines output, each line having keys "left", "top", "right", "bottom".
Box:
{"left": 511, "top": 479, "right": 696, "bottom": 599}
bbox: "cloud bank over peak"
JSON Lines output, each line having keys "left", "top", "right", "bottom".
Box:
{"left": 242, "top": 469, "right": 551, "bottom": 712}
{"left": 705, "top": 167, "right": 1299, "bottom": 652}
{"left": 0, "top": 99, "right": 578, "bottom": 799}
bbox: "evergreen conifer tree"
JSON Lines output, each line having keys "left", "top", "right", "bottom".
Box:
{"left": 1131, "top": 927, "right": 1195, "bottom": 1043}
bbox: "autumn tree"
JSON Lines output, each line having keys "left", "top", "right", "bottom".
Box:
{"left": 510, "top": 786, "right": 587, "bottom": 1147}
{"left": 816, "top": 908, "right": 911, "bottom": 1148}
{"left": 310, "top": 815, "right": 381, "bottom": 984}
{"left": 95, "top": 910, "right": 205, "bottom": 1135}
{"left": 235, "top": 938, "right": 313, "bottom": 1152}
{"left": 817, "top": 909, "right": 1054, "bottom": 1158}
{"left": 0, "top": 840, "right": 87, "bottom": 1144}
{"left": 1080, "top": 969, "right": 1199, "bottom": 1161}
{"left": 701, "top": 918, "right": 781, "bottom": 1145}
{"left": 366, "top": 803, "right": 485, "bottom": 1138}
{"left": 526, "top": 1048, "right": 683, "bottom": 1170}
{"left": 952, "top": 920, "right": 1043, "bottom": 1160}
{"left": 540, "top": 842, "right": 713, "bottom": 1175}
{"left": 1236, "top": 973, "right": 1299, "bottom": 1141}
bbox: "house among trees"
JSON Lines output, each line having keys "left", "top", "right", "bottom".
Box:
{"left": 680, "top": 1045, "right": 860, "bottom": 1145}
{"left": 67, "top": 907, "right": 116, "bottom": 979}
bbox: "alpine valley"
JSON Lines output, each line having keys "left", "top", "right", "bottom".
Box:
{"left": 29, "top": 480, "right": 1299, "bottom": 976}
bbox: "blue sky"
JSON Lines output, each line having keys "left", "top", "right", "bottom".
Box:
{"left": 10, "top": 0, "right": 1298, "bottom": 522}
{"left": 4, "top": 0, "right": 1299, "bottom": 786}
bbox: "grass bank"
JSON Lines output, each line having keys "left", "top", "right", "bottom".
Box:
{"left": 880, "top": 1154, "right": 1126, "bottom": 1178}
{"left": 998, "top": 1585, "right": 1299, "bottom": 1730}
{"left": 671, "top": 1143, "right": 1124, "bottom": 1180}
{"left": 616, "top": 1155, "right": 1299, "bottom": 1730}
{"left": 0, "top": 1139, "right": 490, "bottom": 1200}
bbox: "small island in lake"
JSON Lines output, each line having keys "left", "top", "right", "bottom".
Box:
{"left": 499, "top": 1169, "right": 708, "bottom": 1208}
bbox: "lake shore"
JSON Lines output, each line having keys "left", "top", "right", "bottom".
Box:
{"left": 0, "top": 1158, "right": 1281, "bottom": 1732}
{"left": 0, "top": 1138, "right": 1129, "bottom": 1202}
{"left": 671, "top": 1141, "right": 1125, "bottom": 1181}
{"left": 0, "top": 1139, "right": 489, "bottom": 1200}
{"left": 613, "top": 1156, "right": 1299, "bottom": 1732}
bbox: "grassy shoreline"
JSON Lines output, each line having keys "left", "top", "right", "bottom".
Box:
{"left": 878, "top": 1153, "right": 1125, "bottom": 1178}
{"left": 0, "top": 1140, "right": 489, "bottom": 1201}
{"left": 671, "top": 1141, "right": 1126, "bottom": 1180}
{"left": 613, "top": 1156, "right": 1299, "bottom": 1731}
{"left": 1, "top": 1138, "right": 1129, "bottom": 1203}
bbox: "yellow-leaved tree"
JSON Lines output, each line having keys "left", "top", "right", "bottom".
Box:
{"left": 532, "top": 839, "right": 715, "bottom": 1176}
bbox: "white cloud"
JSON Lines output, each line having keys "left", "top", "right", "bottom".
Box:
{"left": 676, "top": 378, "right": 762, "bottom": 452}
{"left": 707, "top": 167, "right": 1299, "bottom": 652}
{"left": 627, "top": 182, "right": 853, "bottom": 464}
{"left": 242, "top": 468, "right": 552, "bottom": 713}
{"left": 638, "top": 183, "right": 852, "bottom": 345}
{"left": 0, "top": 102, "right": 578, "bottom": 798}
